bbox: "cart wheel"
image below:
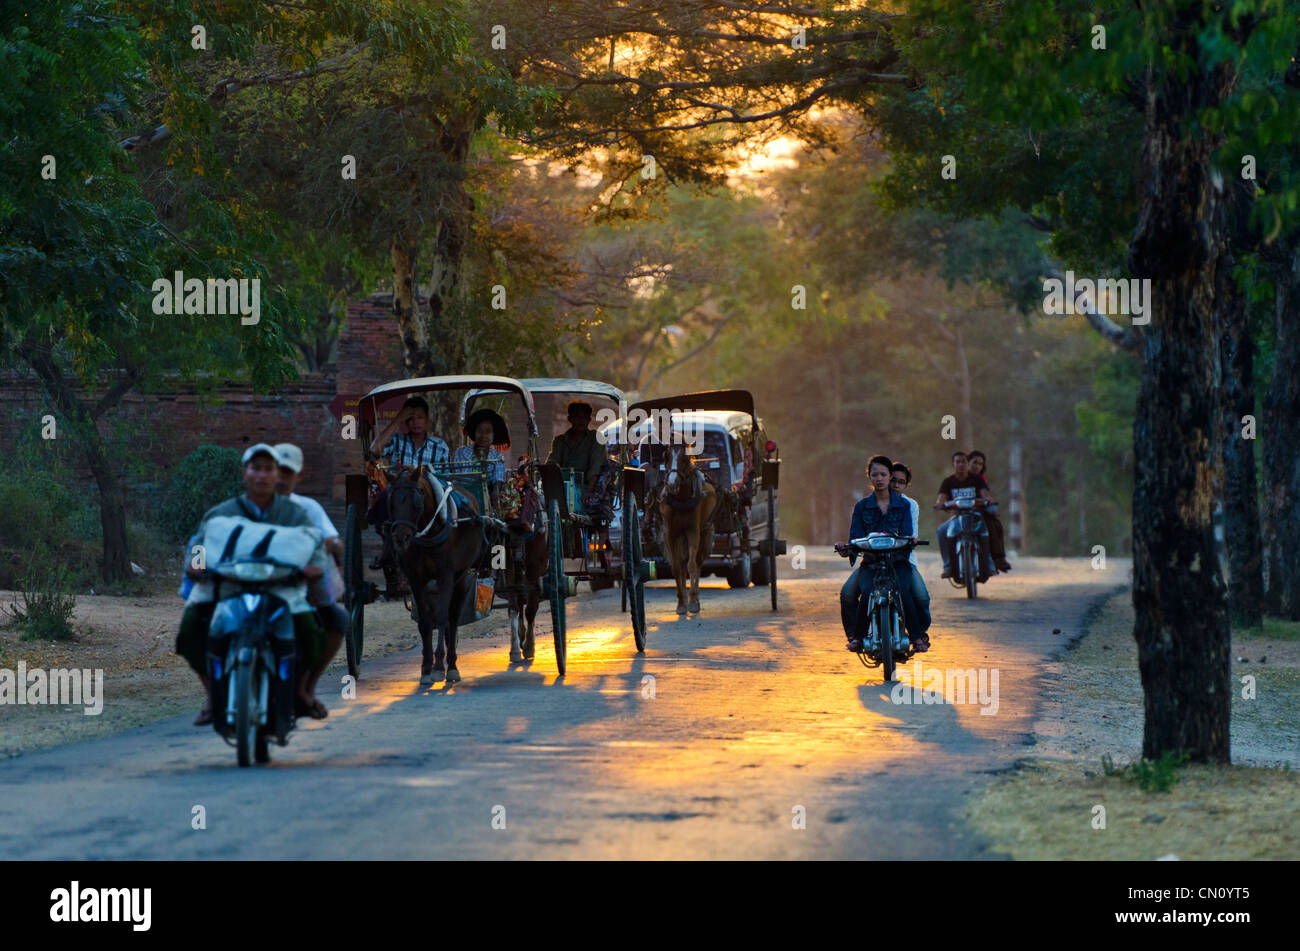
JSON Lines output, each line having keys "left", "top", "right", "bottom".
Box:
{"left": 625, "top": 493, "right": 647, "bottom": 652}
{"left": 766, "top": 486, "right": 778, "bottom": 611}
{"left": 343, "top": 504, "right": 365, "bottom": 678}
{"left": 547, "top": 496, "right": 567, "bottom": 675}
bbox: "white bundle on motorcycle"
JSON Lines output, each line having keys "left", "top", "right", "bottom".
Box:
{"left": 186, "top": 516, "right": 340, "bottom": 611}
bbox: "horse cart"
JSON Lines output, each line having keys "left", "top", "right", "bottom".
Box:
{"left": 342, "top": 375, "right": 575, "bottom": 674}
{"left": 608, "top": 389, "right": 786, "bottom": 611}
{"left": 464, "top": 378, "right": 652, "bottom": 653}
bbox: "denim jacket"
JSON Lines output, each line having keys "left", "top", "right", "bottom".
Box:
{"left": 848, "top": 490, "right": 914, "bottom": 567}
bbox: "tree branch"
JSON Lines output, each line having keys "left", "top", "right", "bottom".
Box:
{"left": 120, "top": 44, "right": 370, "bottom": 152}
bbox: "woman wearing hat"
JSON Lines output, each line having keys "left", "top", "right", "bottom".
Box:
{"left": 452, "top": 408, "right": 510, "bottom": 511}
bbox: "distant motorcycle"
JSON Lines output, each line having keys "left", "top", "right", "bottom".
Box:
{"left": 937, "top": 498, "right": 997, "bottom": 600}
{"left": 197, "top": 518, "right": 322, "bottom": 767}
{"left": 836, "top": 533, "right": 926, "bottom": 683}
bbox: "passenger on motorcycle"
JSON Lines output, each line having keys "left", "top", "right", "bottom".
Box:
{"left": 274, "top": 443, "right": 347, "bottom": 718}
{"left": 175, "top": 444, "right": 334, "bottom": 726}
{"left": 889, "top": 462, "right": 932, "bottom": 649}
{"left": 836, "top": 455, "right": 927, "bottom": 653}
{"left": 934, "top": 450, "right": 996, "bottom": 580}
{"left": 965, "top": 450, "right": 1011, "bottom": 572}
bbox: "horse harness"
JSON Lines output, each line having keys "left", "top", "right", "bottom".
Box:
{"left": 663, "top": 467, "right": 710, "bottom": 512}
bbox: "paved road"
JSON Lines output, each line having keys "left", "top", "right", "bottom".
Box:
{"left": 0, "top": 551, "right": 1121, "bottom": 859}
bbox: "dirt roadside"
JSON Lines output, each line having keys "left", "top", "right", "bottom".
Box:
{"left": 965, "top": 590, "right": 1300, "bottom": 859}
{"left": 0, "top": 589, "right": 556, "bottom": 758}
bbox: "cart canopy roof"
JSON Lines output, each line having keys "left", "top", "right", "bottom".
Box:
{"left": 626, "top": 388, "right": 755, "bottom": 424}
{"left": 466, "top": 377, "right": 628, "bottom": 461}
{"left": 360, "top": 375, "right": 536, "bottom": 427}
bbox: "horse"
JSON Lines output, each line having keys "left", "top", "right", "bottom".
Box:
{"left": 386, "top": 466, "right": 484, "bottom": 684}
{"left": 501, "top": 468, "right": 549, "bottom": 662}
{"left": 657, "top": 442, "right": 718, "bottom": 615}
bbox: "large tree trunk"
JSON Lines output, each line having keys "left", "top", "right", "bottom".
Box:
{"left": 1217, "top": 197, "right": 1264, "bottom": 627}
{"left": 390, "top": 226, "right": 430, "bottom": 377}
{"left": 1261, "top": 247, "right": 1300, "bottom": 619}
{"left": 1126, "top": 35, "right": 1234, "bottom": 763}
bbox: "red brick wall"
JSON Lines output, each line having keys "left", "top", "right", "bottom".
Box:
{"left": 1, "top": 294, "right": 409, "bottom": 504}
{"left": 0, "top": 371, "right": 339, "bottom": 499}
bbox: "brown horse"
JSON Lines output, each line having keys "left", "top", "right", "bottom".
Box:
{"left": 387, "top": 467, "right": 484, "bottom": 684}
{"left": 504, "top": 525, "right": 549, "bottom": 662}
{"left": 658, "top": 443, "right": 717, "bottom": 615}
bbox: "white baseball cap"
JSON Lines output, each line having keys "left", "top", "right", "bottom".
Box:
{"left": 241, "top": 443, "right": 279, "bottom": 466}
{"left": 273, "top": 443, "right": 304, "bottom": 473}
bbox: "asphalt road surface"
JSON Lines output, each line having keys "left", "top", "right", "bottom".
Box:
{"left": 0, "top": 550, "right": 1122, "bottom": 859}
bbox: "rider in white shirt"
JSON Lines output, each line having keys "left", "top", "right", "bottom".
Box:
{"left": 890, "top": 462, "right": 931, "bottom": 646}
{"left": 274, "top": 443, "right": 345, "bottom": 718}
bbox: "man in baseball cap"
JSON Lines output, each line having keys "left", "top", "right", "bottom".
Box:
{"left": 175, "top": 441, "right": 329, "bottom": 725}
{"left": 274, "top": 443, "right": 346, "bottom": 719}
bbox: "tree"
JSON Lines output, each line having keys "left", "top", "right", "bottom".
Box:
{"left": 1, "top": 0, "right": 297, "bottom": 582}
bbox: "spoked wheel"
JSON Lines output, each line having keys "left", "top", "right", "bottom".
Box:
{"left": 235, "top": 662, "right": 257, "bottom": 768}
{"left": 625, "top": 492, "right": 647, "bottom": 652}
{"left": 766, "top": 487, "right": 778, "bottom": 611}
{"left": 547, "top": 497, "right": 567, "bottom": 675}
{"left": 874, "top": 601, "right": 896, "bottom": 683}
{"left": 963, "top": 544, "right": 977, "bottom": 600}
{"left": 343, "top": 504, "right": 365, "bottom": 678}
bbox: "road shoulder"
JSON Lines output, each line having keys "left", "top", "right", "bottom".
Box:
{"left": 964, "top": 590, "right": 1300, "bottom": 859}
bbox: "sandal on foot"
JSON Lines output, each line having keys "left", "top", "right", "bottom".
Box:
{"left": 193, "top": 707, "right": 214, "bottom": 727}
{"left": 294, "top": 698, "right": 329, "bottom": 719}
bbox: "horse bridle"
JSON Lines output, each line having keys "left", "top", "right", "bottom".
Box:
{"left": 662, "top": 446, "right": 705, "bottom": 511}
{"left": 389, "top": 472, "right": 454, "bottom": 546}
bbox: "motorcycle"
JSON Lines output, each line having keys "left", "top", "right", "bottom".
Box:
{"left": 196, "top": 517, "right": 322, "bottom": 767}
{"left": 938, "top": 498, "right": 997, "bottom": 600}
{"left": 835, "top": 533, "right": 926, "bottom": 683}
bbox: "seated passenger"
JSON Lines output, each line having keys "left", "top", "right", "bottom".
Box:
{"left": 366, "top": 396, "right": 450, "bottom": 596}
{"left": 965, "top": 449, "right": 1011, "bottom": 572}
{"left": 547, "top": 400, "right": 605, "bottom": 495}
{"left": 452, "top": 408, "right": 509, "bottom": 512}
{"left": 274, "top": 443, "right": 346, "bottom": 719}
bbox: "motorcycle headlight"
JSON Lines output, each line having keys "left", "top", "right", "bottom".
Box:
{"left": 867, "top": 535, "right": 896, "bottom": 550}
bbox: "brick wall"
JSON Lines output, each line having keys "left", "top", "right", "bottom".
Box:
{"left": 1, "top": 294, "right": 409, "bottom": 505}
{"left": 0, "top": 370, "right": 339, "bottom": 499}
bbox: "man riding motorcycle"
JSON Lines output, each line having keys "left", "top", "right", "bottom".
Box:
{"left": 175, "top": 444, "right": 335, "bottom": 726}
{"left": 836, "top": 455, "right": 928, "bottom": 653}
{"left": 934, "top": 450, "right": 996, "bottom": 580}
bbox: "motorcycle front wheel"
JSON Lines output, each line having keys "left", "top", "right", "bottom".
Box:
{"left": 235, "top": 662, "right": 257, "bottom": 768}
{"left": 875, "top": 600, "right": 896, "bottom": 683}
